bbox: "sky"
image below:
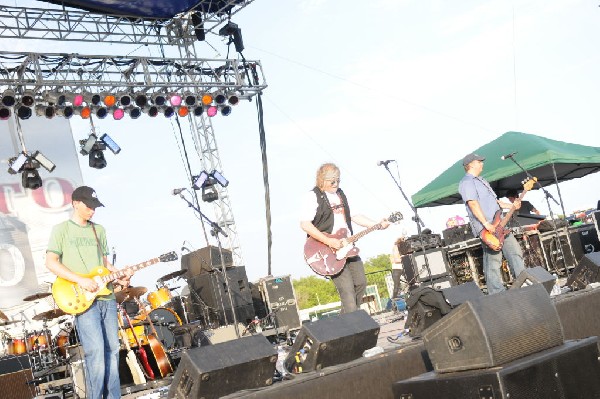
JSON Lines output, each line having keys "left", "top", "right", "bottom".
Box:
{"left": 2, "top": 0, "right": 600, "bottom": 295}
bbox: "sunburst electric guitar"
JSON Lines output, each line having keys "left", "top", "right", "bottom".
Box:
{"left": 480, "top": 177, "right": 537, "bottom": 251}
{"left": 52, "top": 252, "right": 177, "bottom": 315}
{"left": 304, "top": 212, "right": 403, "bottom": 276}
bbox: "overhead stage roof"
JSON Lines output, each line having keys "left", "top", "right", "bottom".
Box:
{"left": 36, "top": 0, "right": 245, "bottom": 19}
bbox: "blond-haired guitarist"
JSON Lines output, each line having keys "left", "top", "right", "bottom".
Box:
{"left": 458, "top": 154, "right": 526, "bottom": 295}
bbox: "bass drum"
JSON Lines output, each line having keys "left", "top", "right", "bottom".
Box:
{"left": 146, "top": 308, "right": 181, "bottom": 350}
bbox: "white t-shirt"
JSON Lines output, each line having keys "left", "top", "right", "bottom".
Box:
{"left": 300, "top": 190, "right": 350, "bottom": 234}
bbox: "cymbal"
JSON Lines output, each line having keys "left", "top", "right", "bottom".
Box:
{"left": 0, "top": 319, "right": 17, "bottom": 326}
{"left": 0, "top": 309, "right": 8, "bottom": 321}
{"left": 23, "top": 292, "right": 52, "bottom": 301}
{"left": 157, "top": 269, "right": 187, "bottom": 283}
{"left": 33, "top": 309, "right": 66, "bottom": 321}
{"left": 115, "top": 286, "right": 148, "bottom": 303}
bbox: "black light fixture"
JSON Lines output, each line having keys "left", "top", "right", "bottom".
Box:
{"left": 89, "top": 142, "right": 107, "bottom": 169}
{"left": 1, "top": 89, "right": 16, "bottom": 107}
{"left": 7, "top": 151, "right": 55, "bottom": 190}
{"left": 192, "top": 170, "right": 229, "bottom": 203}
{"left": 218, "top": 21, "right": 244, "bottom": 53}
{"left": 21, "top": 165, "right": 43, "bottom": 190}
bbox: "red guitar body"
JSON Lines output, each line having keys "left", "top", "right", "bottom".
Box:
{"left": 304, "top": 229, "right": 360, "bottom": 276}
{"left": 480, "top": 210, "right": 510, "bottom": 251}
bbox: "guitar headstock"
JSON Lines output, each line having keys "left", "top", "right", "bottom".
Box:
{"left": 521, "top": 176, "right": 537, "bottom": 192}
{"left": 387, "top": 211, "right": 404, "bottom": 224}
{"left": 159, "top": 251, "right": 178, "bottom": 262}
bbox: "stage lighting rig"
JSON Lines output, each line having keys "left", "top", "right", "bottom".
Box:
{"left": 192, "top": 170, "right": 229, "bottom": 203}
{"left": 218, "top": 21, "right": 244, "bottom": 53}
{"left": 7, "top": 151, "right": 56, "bottom": 190}
{"left": 79, "top": 133, "right": 121, "bottom": 169}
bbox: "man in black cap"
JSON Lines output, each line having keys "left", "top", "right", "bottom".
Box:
{"left": 458, "top": 154, "right": 525, "bottom": 294}
{"left": 46, "top": 186, "right": 130, "bottom": 399}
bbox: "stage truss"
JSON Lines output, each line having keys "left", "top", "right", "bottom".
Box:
{"left": 0, "top": 1, "right": 264, "bottom": 266}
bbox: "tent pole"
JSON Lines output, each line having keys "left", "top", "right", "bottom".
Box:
{"left": 552, "top": 162, "right": 574, "bottom": 276}
{"left": 552, "top": 162, "right": 568, "bottom": 217}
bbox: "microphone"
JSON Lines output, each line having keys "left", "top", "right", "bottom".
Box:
{"left": 500, "top": 152, "right": 517, "bottom": 160}
{"left": 181, "top": 246, "right": 191, "bottom": 253}
{"left": 377, "top": 159, "right": 395, "bottom": 166}
{"left": 172, "top": 187, "right": 186, "bottom": 195}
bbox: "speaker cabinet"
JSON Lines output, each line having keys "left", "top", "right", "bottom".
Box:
{"left": 258, "top": 275, "right": 301, "bottom": 332}
{"left": 569, "top": 224, "right": 600, "bottom": 258}
{"left": 540, "top": 231, "right": 577, "bottom": 271}
{"left": 412, "top": 248, "right": 450, "bottom": 282}
{"left": 566, "top": 252, "right": 600, "bottom": 290}
{"left": 394, "top": 337, "right": 600, "bottom": 399}
{"left": 510, "top": 266, "right": 556, "bottom": 294}
{"left": 182, "top": 245, "right": 233, "bottom": 277}
{"left": 423, "top": 284, "right": 564, "bottom": 373}
{"left": 168, "top": 334, "right": 277, "bottom": 399}
{"left": 0, "top": 355, "right": 34, "bottom": 399}
{"left": 441, "top": 281, "right": 483, "bottom": 306}
{"left": 188, "top": 266, "right": 253, "bottom": 325}
{"left": 284, "top": 310, "right": 379, "bottom": 373}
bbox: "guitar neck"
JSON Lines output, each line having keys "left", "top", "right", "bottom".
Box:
{"left": 100, "top": 257, "right": 160, "bottom": 285}
{"left": 346, "top": 222, "right": 383, "bottom": 244}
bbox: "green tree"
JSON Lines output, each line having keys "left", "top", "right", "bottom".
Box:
{"left": 364, "top": 254, "right": 392, "bottom": 299}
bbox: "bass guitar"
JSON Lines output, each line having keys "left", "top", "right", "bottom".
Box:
{"left": 121, "top": 306, "right": 154, "bottom": 380}
{"left": 52, "top": 251, "right": 177, "bottom": 315}
{"left": 133, "top": 297, "right": 173, "bottom": 378}
{"left": 480, "top": 177, "right": 537, "bottom": 251}
{"left": 304, "top": 211, "right": 403, "bottom": 276}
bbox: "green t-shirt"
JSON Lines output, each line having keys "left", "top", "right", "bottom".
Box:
{"left": 47, "top": 220, "right": 115, "bottom": 300}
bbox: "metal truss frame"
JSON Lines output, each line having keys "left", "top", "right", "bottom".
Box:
{"left": 0, "top": 1, "right": 255, "bottom": 44}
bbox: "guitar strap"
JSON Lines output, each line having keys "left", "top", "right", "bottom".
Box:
{"left": 90, "top": 222, "right": 106, "bottom": 267}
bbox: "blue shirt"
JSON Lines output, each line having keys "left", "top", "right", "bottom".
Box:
{"left": 458, "top": 173, "right": 501, "bottom": 236}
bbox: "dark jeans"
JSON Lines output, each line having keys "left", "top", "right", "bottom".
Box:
{"left": 391, "top": 269, "right": 403, "bottom": 298}
{"left": 332, "top": 256, "right": 366, "bottom": 313}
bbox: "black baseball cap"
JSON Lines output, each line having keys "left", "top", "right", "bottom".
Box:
{"left": 71, "top": 186, "right": 104, "bottom": 209}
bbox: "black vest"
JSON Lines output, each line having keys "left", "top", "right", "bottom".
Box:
{"left": 310, "top": 187, "right": 353, "bottom": 235}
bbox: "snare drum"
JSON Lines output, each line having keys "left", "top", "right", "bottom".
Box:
{"left": 7, "top": 338, "right": 27, "bottom": 355}
{"left": 125, "top": 324, "right": 148, "bottom": 348}
{"left": 147, "top": 307, "right": 181, "bottom": 350}
{"left": 27, "top": 330, "right": 51, "bottom": 351}
{"left": 147, "top": 287, "right": 172, "bottom": 309}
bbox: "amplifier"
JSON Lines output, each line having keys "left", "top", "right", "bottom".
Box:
{"left": 258, "top": 275, "right": 301, "bottom": 332}
{"left": 569, "top": 224, "right": 600, "bottom": 258}
{"left": 540, "top": 231, "right": 577, "bottom": 271}
{"left": 402, "top": 234, "right": 443, "bottom": 254}
{"left": 182, "top": 246, "right": 233, "bottom": 277}
{"left": 442, "top": 225, "right": 474, "bottom": 246}
{"left": 402, "top": 248, "right": 450, "bottom": 283}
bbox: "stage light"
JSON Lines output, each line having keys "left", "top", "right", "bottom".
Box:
{"left": 102, "top": 93, "right": 116, "bottom": 107}
{"left": 183, "top": 93, "right": 197, "bottom": 106}
{"left": 89, "top": 145, "right": 107, "bottom": 169}
{"left": 218, "top": 21, "right": 244, "bottom": 53}
{"left": 201, "top": 93, "right": 213, "bottom": 105}
{"left": 169, "top": 93, "right": 182, "bottom": 107}
{"left": 163, "top": 106, "right": 175, "bottom": 118}
{"left": 193, "top": 106, "right": 204, "bottom": 116}
{"left": 76, "top": 106, "right": 92, "bottom": 119}
{"left": 44, "top": 91, "right": 66, "bottom": 106}
{"left": 71, "top": 93, "right": 84, "bottom": 107}
{"left": 177, "top": 106, "right": 189, "bottom": 117}
{"left": 152, "top": 93, "right": 167, "bottom": 106}
{"left": 21, "top": 90, "right": 35, "bottom": 107}
{"left": 211, "top": 170, "right": 229, "bottom": 187}
{"left": 89, "top": 94, "right": 101, "bottom": 106}
{"left": 79, "top": 134, "right": 97, "bottom": 155}
{"left": 35, "top": 105, "right": 55, "bottom": 119}
{"left": 220, "top": 105, "right": 232, "bottom": 116}
{"left": 118, "top": 93, "right": 132, "bottom": 106}
{"left": 21, "top": 166, "right": 42, "bottom": 190}
{"left": 100, "top": 133, "right": 121, "bottom": 154}
{"left": 56, "top": 106, "right": 74, "bottom": 119}
{"left": 228, "top": 93, "right": 239, "bottom": 106}
{"left": 32, "top": 151, "right": 56, "bottom": 172}
{"left": 125, "top": 107, "right": 141, "bottom": 119}
{"left": 0, "top": 107, "right": 11, "bottom": 120}
{"left": 16, "top": 104, "right": 32, "bottom": 120}
{"left": 95, "top": 106, "right": 108, "bottom": 119}
{"left": 201, "top": 185, "right": 218, "bottom": 202}
{"left": 144, "top": 105, "right": 159, "bottom": 117}
{"left": 1, "top": 89, "right": 16, "bottom": 107}
{"left": 134, "top": 93, "right": 148, "bottom": 107}
{"left": 214, "top": 93, "right": 227, "bottom": 105}
{"left": 193, "top": 171, "right": 210, "bottom": 189}
{"left": 7, "top": 152, "right": 28, "bottom": 174}
{"left": 207, "top": 106, "right": 218, "bottom": 117}
{"left": 112, "top": 108, "right": 125, "bottom": 120}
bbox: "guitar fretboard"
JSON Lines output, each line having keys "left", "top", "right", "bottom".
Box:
{"left": 100, "top": 257, "right": 160, "bottom": 284}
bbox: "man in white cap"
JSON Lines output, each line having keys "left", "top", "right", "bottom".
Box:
{"left": 458, "top": 154, "right": 525, "bottom": 294}
{"left": 46, "top": 186, "right": 130, "bottom": 399}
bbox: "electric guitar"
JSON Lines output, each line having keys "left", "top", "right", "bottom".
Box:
{"left": 117, "top": 305, "right": 147, "bottom": 385}
{"left": 133, "top": 297, "right": 173, "bottom": 378}
{"left": 52, "top": 251, "right": 177, "bottom": 315}
{"left": 304, "top": 211, "right": 403, "bottom": 276}
{"left": 480, "top": 177, "right": 537, "bottom": 251}
{"left": 121, "top": 307, "right": 154, "bottom": 380}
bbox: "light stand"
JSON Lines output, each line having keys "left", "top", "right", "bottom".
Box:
{"left": 175, "top": 192, "right": 240, "bottom": 338}
{"left": 503, "top": 155, "right": 571, "bottom": 277}
{"left": 380, "top": 162, "right": 434, "bottom": 286}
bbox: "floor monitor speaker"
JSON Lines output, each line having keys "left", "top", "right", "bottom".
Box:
{"left": 283, "top": 310, "right": 379, "bottom": 373}
{"left": 566, "top": 252, "right": 600, "bottom": 290}
{"left": 168, "top": 334, "right": 277, "bottom": 399}
{"left": 510, "top": 266, "right": 556, "bottom": 293}
{"left": 0, "top": 355, "right": 35, "bottom": 399}
{"left": 423, "top": 284, "right": 564, "bottom": 373}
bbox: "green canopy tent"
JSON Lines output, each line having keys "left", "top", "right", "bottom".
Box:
{"left": 412, "top": 131, "right": 600, "bottom": 208}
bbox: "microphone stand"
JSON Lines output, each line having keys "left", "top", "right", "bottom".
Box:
{"left": 504, "top": 156, "right": 570, "bottom": 277}
{"left": 175, "top": 192, "right": 240, "bottom": 338}
{"left": 380, "top": 163, "right": 434, "bottom": 287}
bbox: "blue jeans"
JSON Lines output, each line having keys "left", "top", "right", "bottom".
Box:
{"left": 332, "top": 256, "right": 366, "bottom": 313}
{"left": 75, "top": 299, "right": 121, "bottom": 399}
{"left": 482, "top": 233, "right": 525, "bottom": 294}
